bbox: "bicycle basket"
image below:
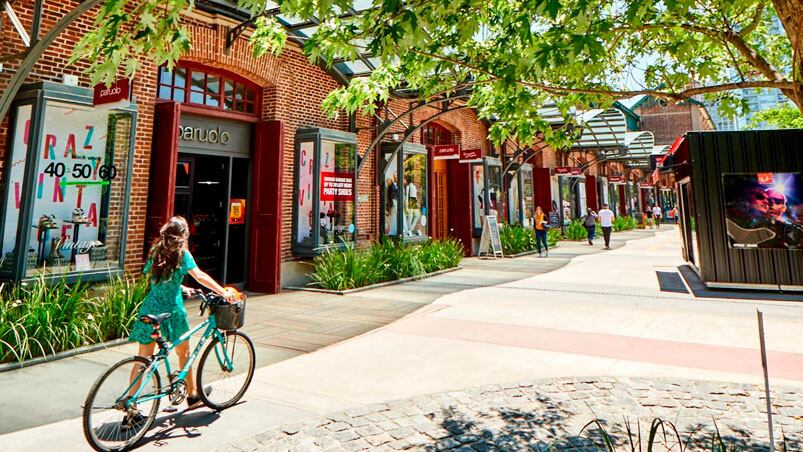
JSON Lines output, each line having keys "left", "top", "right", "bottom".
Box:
{"left": 212, "top": 300, "right": 246, "bottom": 330}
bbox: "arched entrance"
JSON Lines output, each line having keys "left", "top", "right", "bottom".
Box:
{"left": 146, "top": 62, "right": 283, "bottom": 293}
{"left": 422, "top": 122, "right": 457, "bottom": 239}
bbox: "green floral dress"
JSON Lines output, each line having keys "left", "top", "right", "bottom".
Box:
{"left": 129, "top": 250, "right": 198, "bottom": 344}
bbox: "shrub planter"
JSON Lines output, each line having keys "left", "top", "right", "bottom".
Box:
{"left": 290, "top": 265, "right": 463, "bottom": 295}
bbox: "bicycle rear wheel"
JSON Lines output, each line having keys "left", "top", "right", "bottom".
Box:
{"left": 196, "top": 331, "right": 255, "bottom": 410}
{"left": 82, "top": 356, "right": 162, "bottom": 452}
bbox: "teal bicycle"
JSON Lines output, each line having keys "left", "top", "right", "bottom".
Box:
{"left": 82, "top": 290, "right": 255, "bottom": 451}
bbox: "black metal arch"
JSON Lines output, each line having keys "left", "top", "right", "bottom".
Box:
{"left": 378, "top": 104, "right": 471, "bottom": 178}
{"left": 355, "top": 93, "right": 471, "bottom": 177}
{"left": 0, "top": 0, "right": 103, "bottom": 121}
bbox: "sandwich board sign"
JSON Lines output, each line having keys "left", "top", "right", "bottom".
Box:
{"left": 478, "top": 215, "right": 503, "bottom": 258}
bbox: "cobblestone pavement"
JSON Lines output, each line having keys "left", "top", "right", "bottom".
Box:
{"left": 221, "top": 377, "right": 803, "bottom": 451}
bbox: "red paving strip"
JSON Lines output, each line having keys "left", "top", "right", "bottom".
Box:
{"left": 387, "top": 317, "right": 803, "bottom": 381}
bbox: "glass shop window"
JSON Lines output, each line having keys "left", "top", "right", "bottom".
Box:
{"left": 470, "top": 157, "right": 503, "bottom": 234}
{"left": 521, "top": 165, "right": 534, "bottom": 228}
{"left": 380, "top": 142, "right": 428, "bottom": 240}
{"left": 508, "top": 172, "right": 521, "bottom": 225}
{"left": 1, "top": 102, "right": 134, "bottom": 278}
{"left": 293, "top": 129, "right": 358, "bottom": 256}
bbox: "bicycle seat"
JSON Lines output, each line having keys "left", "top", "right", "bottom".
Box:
{"left": 140, "top": 313, "right": 172, "bottom": 325}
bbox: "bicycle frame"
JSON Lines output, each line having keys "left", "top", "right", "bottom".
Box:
{"left": 123, "top": 314, "right": 233, "bottom": 407}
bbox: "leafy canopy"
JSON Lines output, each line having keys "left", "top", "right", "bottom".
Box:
{"left": 72, "top": 0, "right": 800, "bottom": 147}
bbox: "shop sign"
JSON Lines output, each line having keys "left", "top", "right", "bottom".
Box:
{"left": 180, "top": 126, "right": 231, "bottom": 145}
{"left": 554, "top": 166, "right": 582, "bottom": 176}
{"left": 320, "top": 172, "right": 354, "bottom": 201}
{"left": 93, "top": 78, "right": 131, "bottom": 107}
{"left": 229, "top": 199, "right": 246, "bottom": 225}
{"left": 178, "top": 115, "right": 251, "bottom": 155}
{"left": 459, "top": 148, "right": 482, "bottom": 163}
{"left": 639, "top": 182, "right": 654, "bottom": 188}
{"left": 651, "top": 168, "right": 660, "bottom": 184}
{"left": 433, "top": 144, "right": 460, "bottom": 160}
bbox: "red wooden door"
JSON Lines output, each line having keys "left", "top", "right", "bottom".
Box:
{"left": 144, "top": 102, "right": 180, "bottom": 257}
{"left": 248, "top": 121, "right": 283, "bottom": 294}
{"left": 431, "top": 159, "right": 449, "bottom": 239}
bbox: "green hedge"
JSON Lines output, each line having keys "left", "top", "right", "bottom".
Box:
{"left": 0, "top": 276, "right": 149, "bottom": 364}
{"left": 499, "top": 224, "right": 538, "bottom": 255}
{"left": 309, "top": 238, "right": 464, "bottom": 291}
{"left": 613, "top": 215, "right": 638, "bottom": 232}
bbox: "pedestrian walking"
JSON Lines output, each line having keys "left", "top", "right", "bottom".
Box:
{"left": 598, "top": 203, "right": 615, "bottom": 249}
{"left": 534, "top": 206, "right": 549, "bottom": 257}
{"left": 583, "top": 208, "right": 597, "bottom": 245}
{"left": 645, "top": 207, "right": 654, "bottom": 229}
{"left": 673, "top": 205, "right": 679, "bottom": 224}
{"left": 652, "top": 204, "right": 662, "bottom": 229}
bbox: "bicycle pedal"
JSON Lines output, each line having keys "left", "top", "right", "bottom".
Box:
{"left": 162, "top": 406, "right": 178, "bottom": 413}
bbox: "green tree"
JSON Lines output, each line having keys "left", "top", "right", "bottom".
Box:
{"left": 746, "top": 103, "right": 803, "bottom": 129}
{"left": 72, "top": 0, "right": 802, "bottom": 146}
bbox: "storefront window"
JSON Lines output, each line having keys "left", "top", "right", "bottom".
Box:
{"left": 521, "top": 164, "right": 534, "bottom": 227}
{"left": 508, "top": 173, "right": 521, "bottom": 225}
{"left": 471, "top": 157, "right": 502, "bottom": 234}
{"left": 402, "top": 153, "right": 427, "bottom": 237}
{"left": 293, "top": 129, "right": 357, "bottom": 256}
{"left": 1, "top": 91, "right": 135, "bottom": 280}
{"left": 380, "top": 142, "right": 428, "bottom": 240}
{"left": 471, "top": 164, "right": 485, "bottom": 230}
{"left": 319, "top": 141, "right": 356, "bottom": 245}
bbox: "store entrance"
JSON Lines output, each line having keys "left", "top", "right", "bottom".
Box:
{"left": 174, "top": 153, "right": 250, "bottom": 286}
{"left": 432, "top": 159, "right": 449, "bottom": 239}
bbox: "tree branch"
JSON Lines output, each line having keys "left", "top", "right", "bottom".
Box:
{"left": 739, "top": 4, "right": 765, "bottom": 37}
{"left": 404, "top": 46, "right": 795, "bottom": 102}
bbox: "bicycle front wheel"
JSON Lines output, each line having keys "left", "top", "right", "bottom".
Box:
{"left": 82, "top": 356, "right": 162, "bottom": 452}
{"left": 196, "top": 331, "right": 256, "bottom": 410}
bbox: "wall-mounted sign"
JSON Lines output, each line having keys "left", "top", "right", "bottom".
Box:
{"left": 180, "top": 126, "right": 231, "bottom": 145}
{"left": 639, "top": 182, "right": 654, "bottom": 188}
{"left": 608, "top": 176, "right": 623, "bottom": 182}
{"left": 651, "top": 169, "right": 660, "bottom": 184}
{"left": 229, "top": 198, "right": 246, "bottom": 225}
{"left": 93, "top": 78, "right": 131, "bottom": 107}
{"left": 433, "top": 144, "right": 460, "bottom": 160}
{"left": 459, "top": 148, "right": 482, "bottom": 163}
{"left": 554, "top": 166, "right": 582, "bottom": 176}
{"left": 178, "top": 114, "right": 252, "bottom": 156}
{"left": 320, "top": 172, "right": 354, "bottom": 201}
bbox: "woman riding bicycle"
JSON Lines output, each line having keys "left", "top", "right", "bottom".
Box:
{"left": 129, "top": 216, "right": 235, "bottom": 409}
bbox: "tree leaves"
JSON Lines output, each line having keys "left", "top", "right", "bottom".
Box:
{"left": 72, "top": 0, "right": 800, "bottom": 145}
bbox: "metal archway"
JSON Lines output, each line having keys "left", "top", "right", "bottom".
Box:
{"left": 0, "top": 0, "right": 104, "bottom": 121}
{"left": 378, "top": 104, "right": 471, "bottom": 177}
{"left": 355, "top": 93, "right": 471, "bottom": 177}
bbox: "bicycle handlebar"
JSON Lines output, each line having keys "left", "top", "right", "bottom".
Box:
{"left": 189, "top": 289, "right": 245, "bottom": 316}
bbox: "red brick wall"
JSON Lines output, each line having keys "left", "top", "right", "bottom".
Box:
{"left": 635, "top": 98, "right": 696, "bottom": 146}
{"left": 0, "top": 3, "right": 514, "bottom": 282}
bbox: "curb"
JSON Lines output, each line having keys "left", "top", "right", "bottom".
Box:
{"left": 287, "top": 265, "right": 463, "bottom": 295}
{"left": 0, "top": 337, "right": 129, "bottom": 373}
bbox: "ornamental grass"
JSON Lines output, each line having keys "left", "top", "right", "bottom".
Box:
{"left": 309, "top": 238, "right": 464, "bottom": 291}
{"left": 0, "top": 275, "right": 148, "bottom": 364}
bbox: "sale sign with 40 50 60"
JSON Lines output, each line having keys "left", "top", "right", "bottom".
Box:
{"left": 43, "top": 160, "right": 117, "bottom": 182}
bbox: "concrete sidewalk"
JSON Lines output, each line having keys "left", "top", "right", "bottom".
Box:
{"left": 0, "top": 228, "right": 655, "bottom": 449}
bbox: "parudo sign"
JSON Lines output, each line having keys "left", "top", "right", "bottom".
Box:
{"left": 93, "top": 78, "right": 131, "bottom": 107}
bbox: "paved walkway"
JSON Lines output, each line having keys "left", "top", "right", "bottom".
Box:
{"left": 220, "top": 377, "right": 802, "bottom": 451}
{"left": 4, "top": 227, "right": 803, "bottom": 451}
{"left": 0, "top": 229, "right": 650, "bottom": 444}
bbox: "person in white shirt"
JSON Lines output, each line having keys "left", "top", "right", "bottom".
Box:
{"left": 598, "top": 203, "right": 615, "bottom": 249}
{"left": 652, "top": 205, "right": 662, "bottom": 229}
{"left": 404, "top": 175, "right": 421, "bottom": 235}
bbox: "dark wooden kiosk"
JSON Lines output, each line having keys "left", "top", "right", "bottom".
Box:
{"left": 672, "top": 130, "right": 803, "bottom": 291}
